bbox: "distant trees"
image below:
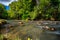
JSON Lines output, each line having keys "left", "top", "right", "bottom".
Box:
{"left": 35, "top": 0, "right": 59, "bottom": 20}
{"left": 0, "top": 0, "right": 60, "bottom": 20}
{"left": 57, "top": 0, "right": 60, "bottom": 20}
{"left": 0, "top": 4, "right": 8, "bottom": 19}
{"left": 8, "top": 0, "right": 36, "bottom": 20}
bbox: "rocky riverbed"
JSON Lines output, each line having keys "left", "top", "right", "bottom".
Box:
{"left": 0, "top": 20, "right": 60, "bottom": 40}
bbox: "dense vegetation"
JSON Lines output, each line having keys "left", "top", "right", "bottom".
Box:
{"left": 0, "top": 0, "right": 60, "bottom": 21}
{"left": 0, "top": 4, "right": 8, "bottom": 19}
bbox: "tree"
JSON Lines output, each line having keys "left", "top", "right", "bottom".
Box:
{"left": 8, "top": 0, "right": 59, "bottom": 20}
{"left": 8, "top": 0, "right": 36, "bottom": 20}
{"left": 57, "top": 0, "right": 60, "bottom": 20}
{"left": 0, "top": 4, "right": 8, "bottom": 19}
{"left": 36, "top": 0, "right": 58, "bottom": 20}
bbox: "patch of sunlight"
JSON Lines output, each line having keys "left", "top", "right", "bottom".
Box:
{"left": 28, "top": 37, "right": 32, "bottom": 40}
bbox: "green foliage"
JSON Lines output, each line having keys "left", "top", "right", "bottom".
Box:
{"left": 29, "top": 6, "right": 38, "bottom": 20}
{"left": 0, "top": 4, "right": 8, "bottom": 19}
{"left": 0, "top": 34, "right": 4, "bottom": 40}
{"left": 37, "top": 0, "right": 58, "bottom": 20}
{"left": 8, "top": 0, "right": 33, "bottom": 20}
{"left": 1, "top": 0, "right": 59, "bottom": 20}
{"left": 7, "top": 9, "right": 17, "bottom": 19}
{"left": 57, "top": 0, "right": 60, "bottom": 20}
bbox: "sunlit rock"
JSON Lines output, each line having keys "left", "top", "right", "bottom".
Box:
{"left": 19, "top": 21, "right": 23, "bottom": 24}
{"left": 37, "top": 22, "right": 41, "bottom": 25}
{"left": 0, "top": 19, "right": 7, "bottom": 25}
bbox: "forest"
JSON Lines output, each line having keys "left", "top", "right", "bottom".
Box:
{"left": 0, "top": 0, "right": 60, "bottom": 21}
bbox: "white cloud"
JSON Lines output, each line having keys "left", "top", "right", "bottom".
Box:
{"left": 0, "top": 0, "right": 17, "bottom": 6}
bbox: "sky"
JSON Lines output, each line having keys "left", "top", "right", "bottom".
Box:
{"left": 0, "top": 0, "right": 17, "bottom": 6}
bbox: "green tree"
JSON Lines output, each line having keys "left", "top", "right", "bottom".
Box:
{"left": 8, "top": 0, "right": 59, "bottom": 20}
{"left": 8, "top": 0, "right": 35, "bottom": 20}
{"left": 0, "top": 4, "right": 8, "bottom": 19}
{"left": 57, "top": 0, "right": 60, "bottom": 20}
{"left": 37, "top": 0, "right": 58, "bottom": 20}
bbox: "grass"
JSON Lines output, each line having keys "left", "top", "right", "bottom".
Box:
{"left": 0, "top": 34, "right": 4, "bottom": 40}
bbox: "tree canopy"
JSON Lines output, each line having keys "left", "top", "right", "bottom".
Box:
{"left": 0, "top": 0, "right": 60, "bottom": 21}
{"left": 0, "top": 4, "right": 8, "bottom": 19}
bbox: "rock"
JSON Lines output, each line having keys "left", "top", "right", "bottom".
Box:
{"left": 0, "top": 19, "right": 7, "bottom": 25}
{"left": 0, "top": 22, "right": 2, "bottom": 25}
{"left": 3, "top": 37, "right": 8, "bottom": 40}
{"left": 7, "top": 25, "right": 13, "bottom": 30}
{"left": 18, "top": 21, "right": 23, "bottom": 24}
{"left": 18, "top": 21, "right": 25, "bottom": 26}
{"left": 49, "top": 27, "right": 56, "bottom": 31}
{"left": 43, "top": 26, "right": 50, "bottom": 30}
{"left": 37, "top": 22, "right": 41, "bottom": 25}
{"left": 0, "top": 19, "right": 7, "bottom": 30}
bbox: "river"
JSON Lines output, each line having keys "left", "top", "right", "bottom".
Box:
{"left": 1, "top": 20, "right": 60, "bottom": 40}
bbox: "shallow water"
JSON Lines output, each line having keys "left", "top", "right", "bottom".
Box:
{"left": 1, "top": 20, "right": 60, "bottom": 40}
